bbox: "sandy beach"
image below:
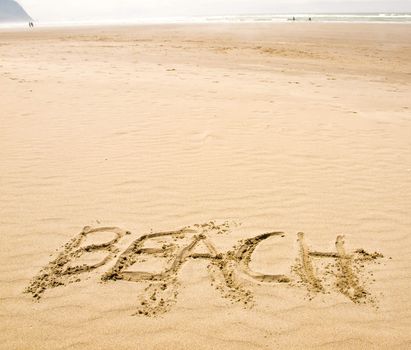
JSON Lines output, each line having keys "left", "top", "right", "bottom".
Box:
{"left": 1, "top": 23, "right": 411, "bottom": 349}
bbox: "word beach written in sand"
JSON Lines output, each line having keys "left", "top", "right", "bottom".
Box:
{"left": 26, "top": 222, "right": 383, "bottom": 316}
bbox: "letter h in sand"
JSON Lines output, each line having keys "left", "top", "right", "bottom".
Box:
{"left": 296, "top": 232, "right": 368, "bottom": 302}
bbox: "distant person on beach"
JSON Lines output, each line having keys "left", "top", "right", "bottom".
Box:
{"left": 293, "top": 17, "right": 295, "bottom": 21}
{"left": 29, "top": 22, "right": 34, "bottom": 28}
{"left": 308, "top": 17, "right": 312, "bottom": 21}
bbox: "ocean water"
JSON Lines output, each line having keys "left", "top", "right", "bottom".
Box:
{"left": 1, "top": 13, "right": 411, "bottom": 29}
{"left": 204, "top": 13, "right": 411, "bottom": 23}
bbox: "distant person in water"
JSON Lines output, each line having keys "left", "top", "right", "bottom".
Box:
{"left": 308, "top": 17, "right": 312, "bottom": 21}
{"left": 293, "top": 17, "right": 295, "bottom": 21}
{"left": 28, "top": 22, "right": 34, "bottom": 28}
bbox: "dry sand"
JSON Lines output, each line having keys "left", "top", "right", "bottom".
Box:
{"left": 1, "top": 23, "right": 411, "bottom": 349}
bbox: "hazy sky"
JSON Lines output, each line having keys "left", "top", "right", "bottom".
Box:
{"left": 19, "top": 0, "right": 411, "bottom": 21}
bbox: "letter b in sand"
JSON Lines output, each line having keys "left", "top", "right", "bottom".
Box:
{"left": 25, "top": 226, "right": 126, "bottom": 299}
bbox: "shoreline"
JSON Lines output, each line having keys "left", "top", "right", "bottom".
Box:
{"left": 1, "top": 21, "right": 411, "bottom": 34}
{"left": 1, "top": 15, "right": 411, "bottom": 31}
